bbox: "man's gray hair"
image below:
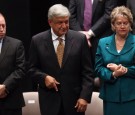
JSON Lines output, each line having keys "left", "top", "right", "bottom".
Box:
{"left": 48, "top": 4, "right": 70, "bottom": 19}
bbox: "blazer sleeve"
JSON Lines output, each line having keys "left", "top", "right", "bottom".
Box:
{"left": 91, "top": 0, "right": 117, "bottom": 37}
{"left": 123, "top": 39, "right": 135, "bottom": 78}
{"left": 3, "top": 41, "right": 25, "bottom": 92}
{"left": 79, "top": 35, "right": 94, "bottom": 102}
{"left": 95, "top": 40, "right": 115, "bottom": 81}
{"left": 28, "top": 37, "right": 47, "bottom": 88}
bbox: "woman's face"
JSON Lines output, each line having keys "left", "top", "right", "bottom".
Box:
{"left": 113, "top": 15, "right": 131, "bottom": 38}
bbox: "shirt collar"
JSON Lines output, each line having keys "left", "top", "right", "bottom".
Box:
{"left": 51, "top": 28, "right": 65, "bottom": 41}
{"left": 0, "top": 38, "right": 3, "bottom": 43}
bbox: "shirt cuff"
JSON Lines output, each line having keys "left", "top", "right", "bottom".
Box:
{"left": 88, "top": 30, "right": 95, "bottom": 37}
{"left": 111, "top": 72, "right": 117, "bottom": 80}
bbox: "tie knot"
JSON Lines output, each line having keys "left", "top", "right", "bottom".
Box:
{"left": 57, "top": 37, "right": 63, "bottom": 44}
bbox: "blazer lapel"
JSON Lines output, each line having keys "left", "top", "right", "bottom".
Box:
{"left": 105, "top": 33, "right": 135, "bottom": 55}
{"left": 119, "top": 33, "right": 135, "bottom": 55}
{"left": 81, "top": 0, "right": 85, "bottom": 15}
{"left": 62, "top": 31, "right": 74, "bottom": 67}
{"left": 105, "top": 34, "right": 118, "bottom": 55}
{"left": 80, "top": 0, "right": 85, "bottom": 25}
{"left": 43, "top": 32, "right": 60, "bottom": 68}
{"left": 92, "top": 0, "right": 99, "bottom": 15}
{"left": 0, "top": 37, "right": 10, "bottom": 64}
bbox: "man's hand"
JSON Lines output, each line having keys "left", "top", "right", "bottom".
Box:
{"left": 79, "top": 31, "right": 90, "bottom": 39}
{"left": 45, "top": 75, "right": 60, "bottom": 91}
{"left": 75, "top": 98, "right": 88, "bottom": 112}
{"left": 79, "top": 31, "right": 92, "bottom": 47}
{"left": 0, "top": 84, "right": 7, "bottom": 98}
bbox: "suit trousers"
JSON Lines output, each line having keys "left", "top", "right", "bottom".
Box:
{"left": 58, "top": 101, "right": 65, "bottom": 115}
{"left": 0, "top": 108, "right": 22, "bottom": 115}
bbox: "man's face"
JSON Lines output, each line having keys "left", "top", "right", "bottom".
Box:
{"left": 0, "top": 15, "right": 6, "bottom": 39}
{"left": 48, "top": 16, "right": 69, "bottom": 37}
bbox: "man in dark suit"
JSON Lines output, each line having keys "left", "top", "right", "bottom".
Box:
{"left": 28, "top": 4, "right": 94, "bottom": 115}
{"left": 127, "top": 0, "right": 135, "bottom": 34}
{"left": 118, "top": 0, "right": 127, "bottom": 6}
{"left": 69, "top": 0, "right": 118, "bottom": 67}
{"left": 0, "top": 13, "right": 25, "bottom": 115}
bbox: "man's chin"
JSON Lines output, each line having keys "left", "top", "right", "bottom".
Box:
{"left": 0, "top": 35, "right": 5, "bottom": 38}
{"left": 61, "top": 31, "right": 67, "bottom": 35}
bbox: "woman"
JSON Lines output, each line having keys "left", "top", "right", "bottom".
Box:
{"left": 95, "top": 6, "right": 135, "bottom": 115}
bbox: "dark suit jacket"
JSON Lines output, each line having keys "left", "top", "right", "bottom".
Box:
{"left": 0, "top": 36, "right": 25, "bottom": 109}
{"left": 95, "top": 33, "right": 135, "bottom": 102}
{"left": 29, "top": 29, "right": 94, "bottom": 115}
{"left": 127, "top": 0, "right": 135, "bottom": 34}
{"left": 69, "top": 0, "right": 118, "bottom": 66}
{"left": 69, "top": 0, "right": 118, "bottom": 38}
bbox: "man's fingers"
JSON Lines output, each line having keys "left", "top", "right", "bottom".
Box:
{"left": 55, "top": 80, "right": 60, "bottom": 85}
{"left": 74, "top": 102, "right": 78, "bottom": 108}
{"left": 53, "top": 82, "right": 58, "bottom": 91}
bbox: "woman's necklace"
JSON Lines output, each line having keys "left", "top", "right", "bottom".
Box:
{"left": 115, "top": 35, "right": 126, "bottom": 47}
{"left": 116, "top": 41, "right": 124, "bottom": 47}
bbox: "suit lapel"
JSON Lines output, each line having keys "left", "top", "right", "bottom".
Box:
{"left": 80, "top": 0, "right": 85, "bottom": 25}
{"left": 62, "top": 31, "right": 74, "bottom": 67}
{"left": 43, "top": 30, "right": 75, "bottom": 68}
{"left": 43, "top": 31, "right": 60, "bottom": 68}
{"left": 81, "top": 0, "right": 85, "bottom": 15}
{"left": 0, "top": 37, "right": 10, "bottom": 64}
{"left": 105, "top": 33, "right": 135, "bottom": 55}
{"left": 105, "top": 34, "right": 118, "bottom": 55}
{"left": 120, "top": 33, "right": 135, "bottom": 55}
{"left": 92, "top": 0, "right": 99, "bottom": 15}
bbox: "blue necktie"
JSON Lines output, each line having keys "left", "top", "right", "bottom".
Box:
{"left": 83, "top": 0, "right": 92, "bottom": 31}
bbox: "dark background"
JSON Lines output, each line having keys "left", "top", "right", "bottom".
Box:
{"left": 0, "top": 0, "right": 126, "bottom": 91}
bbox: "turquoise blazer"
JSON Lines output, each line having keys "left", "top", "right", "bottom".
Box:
{"left": 95, "top": 33, "right": 135, "bottom": 102}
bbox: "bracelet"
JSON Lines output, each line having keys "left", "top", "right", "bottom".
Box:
{"left": 112, "top": 72, "right": 117, "bottom": 79}
{"left": 113, "top": 75, "right": 117, "bottom": 79}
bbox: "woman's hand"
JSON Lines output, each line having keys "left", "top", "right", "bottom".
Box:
{"left": 113, "top": 64, "right": 128, "bottom": 78}
{"left": 107, "top": 63, "right": 119, "bottom": 71}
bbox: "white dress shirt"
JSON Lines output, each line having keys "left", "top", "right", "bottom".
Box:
{"left": 0, "top": 38, "right": 3, "bottom": 54}
{"left": 51, "top": 28, "right": 65, "bottom": 52}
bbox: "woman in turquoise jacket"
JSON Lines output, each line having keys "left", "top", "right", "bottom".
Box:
{"left": 95, "top": 6, "right": 135, "bottom": 115}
